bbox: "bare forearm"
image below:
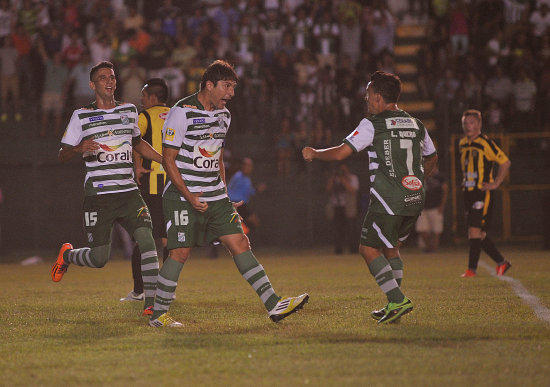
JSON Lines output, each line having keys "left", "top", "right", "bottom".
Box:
{"left": 134, "top": 140, "right": 162, "bottom": 164}
{"left": 494, "top": 160, "right": 511, "bottom": 186}
{"left": 162, "top": 157, "right": 193, "bottom": 201}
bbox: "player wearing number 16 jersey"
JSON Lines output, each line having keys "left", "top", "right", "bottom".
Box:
{"left": 147, "top": 60, "right": 309, "bottom": 327}
{"left": 303, "top": 71, "right": 438, "bottom": 324}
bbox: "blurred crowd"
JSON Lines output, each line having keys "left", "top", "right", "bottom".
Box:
{"left": 426, "top": 0, "right": 549, "bottom": 135}
{"left": 0, "top": 0, "right": 548, "bottom": 163}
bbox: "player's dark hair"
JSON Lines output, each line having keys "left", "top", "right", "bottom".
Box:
{"left": 200, "top": 60, "right": 238, "bottom": 89}
{"left": 143, "top": 78, "right": 169, "bottom": 104}
{"left": 369, "top": 71, "right": 401, "bottom": 103}
{"left": 462, "top": 109, "right": 482, "bottom": 123}
{"left": 90, "top": 61, "right": 114, "bottom": 82}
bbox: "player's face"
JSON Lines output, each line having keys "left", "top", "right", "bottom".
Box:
{"left": 462, "top": 115, "right": 482, "bottom": 140}
{"left": 91, "top": 68, "right": 116, "bottom": 99}
{"left": 208, "top": 80, "right": 236, "bottom": 110}
{"left": 141, "top": 89, "right": 154, "bottom": 110}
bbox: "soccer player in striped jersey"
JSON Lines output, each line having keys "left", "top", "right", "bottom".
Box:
{"left": 303, "top": 71, "right": 438, "bottom": 324}
{"left": 51, "top": 61, "right": 163, "bottom": 316}
{"left": 459, "top": 109, "right": 512, "bottom": 278}
{"left": 148, "top": 60, "right": 308, "bottom": 327}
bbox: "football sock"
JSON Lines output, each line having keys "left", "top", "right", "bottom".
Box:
{"left": 468, "top": 238, "right": 482, "bottom": 270}
{"left": 233, "top": 250, "right": 280, "bottom": 312}
{"left": 367, "top": 256, "right": 405, "bottom": 304}
{"left": 388, "top": 256, "right": 404, "bottom": 287}
{"left": 64, "top": 244, "right": 111, "bottom": 268}
{"left": 152, "top": 257, "right": 183, "bottom": 320}
{"left": 134, "top": 227, "right": 159, "bottom": 309}
{"left": 130, "top": 245, "right": 144, "bottom": 294}
{"left": 481, "top": 236, "right": 505, "bottom": 264}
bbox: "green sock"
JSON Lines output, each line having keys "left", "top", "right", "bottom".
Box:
{"left": 233, "top": 250, "right": 280, "bottom": 311}
{"left": 134, "top": 228, "right": 160, "bottom": 309}
{"left": 367, "top": 256, "right": 405, "bottom": 304}
{"left": 151, "top": 258, "right": 184, "bottom": 320}
{"left": 388, "top": 256, "right": 403, "bottom": 287}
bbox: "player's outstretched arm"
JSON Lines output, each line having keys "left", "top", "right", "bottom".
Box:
{"left": 423, "top": 153, "right": 438, "bottom": 178}
{"left": 302, "top": 143, "right": 353, "bottom": 162}
{"left": 133, "top": 137, "right": 162, "bottom": 164}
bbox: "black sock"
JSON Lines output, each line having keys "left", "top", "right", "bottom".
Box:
{"left": 468, "top": 238, "right": 482, "bottom": 270}
{"left": 131, "top": 245, "right": 144, "bottom": 294}
{"left": 481, "top": 236, "right": 505, "bottom": 264}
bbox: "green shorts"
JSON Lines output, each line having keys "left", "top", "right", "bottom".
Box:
{"left": 360, "top": 211, "right": 418, "bottom": 249}
{"left": 163, "top": 197, "right": 243, "bottom": 249}
{"left": 83, "top": 190, "right": 152, "bottom": 247}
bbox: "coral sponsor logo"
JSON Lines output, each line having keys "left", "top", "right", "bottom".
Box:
{"left": 94, "top": 141, "right": 132, "bottom": 163}
{"left": 193, "top": 146, "right": 221, "bottom": 169}
{"left": 402, "top": 175, "right": 422, "bottom": 191}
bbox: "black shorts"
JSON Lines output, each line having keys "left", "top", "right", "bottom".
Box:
{"left": 463, "top": 189, "right": 491, "bottom": 230}
{"left": 141, "top": 191, "right": 166, "bottom": 239}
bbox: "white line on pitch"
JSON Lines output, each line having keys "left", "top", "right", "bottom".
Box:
{"left": 479, "top": 260, "right": 550, "bottom": 325}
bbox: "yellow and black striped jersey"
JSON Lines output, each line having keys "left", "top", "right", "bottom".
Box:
{"left": 459, "top": 133, "right": 509, "bottom": 191}
{"left": 138, "top": 105, "right": 170, "bottom": 194}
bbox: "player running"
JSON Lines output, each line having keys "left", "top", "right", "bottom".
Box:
{"left": 51, "top": 61, "right": 162, "bottom": 316}
{"left": 148, "top": 60, "right": 308, "bottom": 327}
{"left": 303, "top": 71, "right": 438, "bottom": 324}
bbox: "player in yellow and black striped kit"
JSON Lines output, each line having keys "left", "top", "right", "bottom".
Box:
{"left": 459, "top": 109, "right": 512, "bottom": 278}
{"left": 120, "top": 79, "right": 170, "bottom": 304}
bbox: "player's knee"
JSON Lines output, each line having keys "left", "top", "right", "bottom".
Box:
{"left": 89, "top": 244, "right": 111, "bottom": 268}
{"left": 133, "top": 227, "right": 155, "bottom": 252}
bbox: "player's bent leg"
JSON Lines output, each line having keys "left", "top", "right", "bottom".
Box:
{"left": 133, "top": 227, "right": 160, "bottom": 310}
{"left": 52, "top": 244, "right": 111, "bottom": 281}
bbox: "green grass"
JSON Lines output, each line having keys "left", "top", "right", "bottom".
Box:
{"left": 1, "top": 247, "right": 550, "bottom": 386}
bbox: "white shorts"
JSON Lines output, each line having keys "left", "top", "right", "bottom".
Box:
{"left": 415, "top": 207, "right": 444, "bottom": 234}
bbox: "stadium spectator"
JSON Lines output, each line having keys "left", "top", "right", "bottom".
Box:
{"left": 67, "top": 51, "right": 95, "bottom": 111}
{"left": 149, "top": 60, "right": 309, "bottom": 327}
{"left": 511, "top": 68, "right": 537, "bottom": 130}
{"left": 312, "top": 8, "right": 340, "bottom": 69}
{"left": 325, "top": 162, "right": 359, "bottom": 254}
{"left": 302, "top": 71, "right": 438, "bottom": 324}
{"left": 458, "top": 109, "right": 512, "bottom": 278}
{"left": 0, "top": 0, "right": 14, "bottom": 40}
{"left": 119, "top": 56, "right": 147, "bottom": 108}
{"left": 484, "top": 65, "right": 513, "bottom": 112}
{"left": 0, "top": 36, "right": 21, "bottom": 122}
{"left": 153, "top": 57, "right": 186, "bottom": 106}
{"left": 37, "top": 39, "right": 69, "bottom": 137}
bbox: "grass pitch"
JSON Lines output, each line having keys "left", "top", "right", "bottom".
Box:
{"left": 1, "top": 246, "right": 549, "bottom": 386}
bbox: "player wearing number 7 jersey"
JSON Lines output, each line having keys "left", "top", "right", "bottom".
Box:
{"left": 303, "top": 71, "right": 438, "bottom": 324}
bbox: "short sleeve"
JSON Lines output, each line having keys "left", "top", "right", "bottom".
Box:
{"left": 162, "top": 107, "right": 186, "bottom": 149}
{"left": 60, "top": 110, "right": 83, "bottom": 148}
{"left": 343, "top": 118, "right": 375, "bottom": 153}
{"left": 422, "top": 129, "right": 437, "bottom": 157}
{"left": 138, "top": 112, "right": 148, "bottom": 137}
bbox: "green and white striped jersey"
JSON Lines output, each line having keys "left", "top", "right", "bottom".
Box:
{"left": 61, "top": 102, "right": 141, "bottom": 196}
{"left": 162, "top": 93, "right": 229, "bottom": 202}
{"left": 344, "top": 110, "right": 436, "bottom": 216}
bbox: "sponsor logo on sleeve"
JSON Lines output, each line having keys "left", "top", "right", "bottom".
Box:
{"left": 165, "top": 128, "right": 175, "bottom": 141}
{"left": 159, "top": 112, "right": 168, "bottom": 120}
{"left": 120, "top": 114, "right": 129, "bottom": 125}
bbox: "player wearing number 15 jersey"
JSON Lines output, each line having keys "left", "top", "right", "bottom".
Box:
{"left": 51, "top": 61, "right": 163, "bottom": 317}
{"left": 303, "top": 71, "right": 438, "bottom": 324}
